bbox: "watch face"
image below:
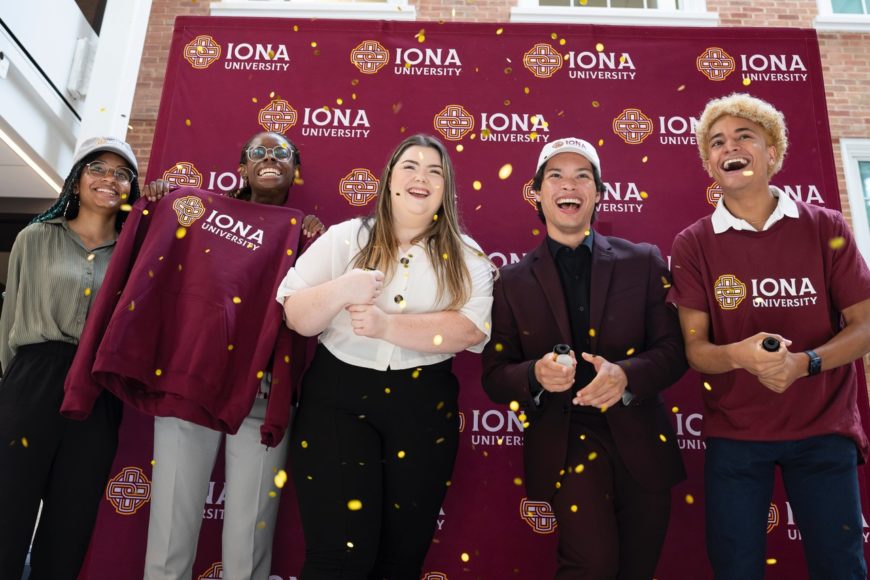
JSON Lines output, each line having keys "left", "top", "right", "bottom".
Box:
{"left": 807, "top": 351, "right": 822, "bottom": 376}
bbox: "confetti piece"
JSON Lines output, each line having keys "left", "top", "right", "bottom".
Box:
{"left": 252, "top": 97, "right": 258, "bottom": 103}
{"left": 524, "top": 86, "right": 530, "bottom": 95}
{"left": 494, "top": 343, "right": 504, "bottom": 352}
{"left": 84, "top": 287, "right": 92, "bottom": 297}
{"left": 347, "top": 541, "right": 354, "bottom": 548}
{"left": 626, "top": 347, "right": 636, "bottom": 356}
{"left": 598, "top": 138, "right": 604, "bottom": 146}
{"left": 829, "top": 236, "right": 846, "bottom": 249}
{"left": 256, "top": 370, "right": 264, "bottom": 379}
{"left": 518, "top": 413, "right": 527, "bottom": 422}
{"left": 461, "top": 552, "right": 470, "bottom": 563}
{"left": 286, "top": 249, "right": 294, "bottom": 256}
{"left": 257, "top": 521, "right": 266, "bottom": 529}
{"left": 703, "top": 381, "right": 713, "bottom": 391}
{"left": 227, "top": 344, "right": 234, "bottom": 351}
{"left": 120, "top": 204, "right": 133, "bottom": 212}
{"left": 412, "top": 369, "right": 420, "bottom": 379}
{"left": 336, "top": 98, "right": 343, "bottom": 105}
{"left": 397, "top": 450, "right": 406, "bottom": 459}
{"left": 284, "top": 355, "right": 290, "bottom": 363}
{"left": 743, "top": 77, "right": 751, "bottom": 86}
{"left": 128, "top": 301, "right": 136, "bottom": 312}
{"left": 659, "top": 434, "right": 667, "bottom": 442}
{"left": 592, "top": 101, "right": 600, "bottom": 108}
{"left": 532, "top": 228, "right": 540, "bottom": 236}
{"left": 21, "top": 437, "right": 29, "bottom": 448}
{"left": 503, "top": 99, "right": 511, "bottom": 106}
{"left": 640, "top": 191, "right": 649, "bottom": 199}
{"left": 574, "top": 464, "right": 584, "bottom": 473}
{"left": 551, "top": 33, "right": 558, "bottom": 40}
{"left": 442, "top": 252, "right": 449, "bottom": 260}
{"left": 559, "top": 38, "right": 566, "bottom": 46}
{"left": 588, "top": 328, "right": 596, "bottom": 338}
{"left": 155, "top": 369, "right": 163, "bottom": 376}
{"left": 766, "top": 558, "right": 777, "bottom": 565}
{"left": 473, "top": 180, "right": 483, "bottom": 191}
{"left": 570, "top": 504, "right": 578, "bottom": 512}
{"left": 274, "top": 469, "right": 288, "bottom": 488}
{"left": 185, "top": 119, "right": 191, "bottom": 127}
{"left": 498, "top": 164, "right": 513, "bottom": 180}
{"left": 588, "top": 452, "right": 598, "bottom": 461}
{"left": 642, "top": 156, "right": 649, "bottom": 163}
{"left": 456, "top": 144, "right": 464, "bottom": 152}
{"left": 176, "top": 227, "right": 187, "bottom": 239}
{"left": 385, "top": 387, "right": 391, "bottom": 394}
{"left": 433, "top": 334, "right": 444, "bottom": 346}
{"left": 677, "top": 84, "right": 686, "bottom": 91}
{"left": 310, "top": 41, "right": 317, "bottom": 48}
{"left": 347, "top": 499, "right": 363, "bottom": 511}
{"left": 232, "top": 296, "right": 242, "bottom": 304}
{"left": 671, "top": 406, "right": 679, "bottom": 413}
{"left": 595, "top": 42, "right": 604, "bottom": 52}
{"left": 268, "top": 490, "right": 277, "bottom": 498}
{"left": 496, "top": 27, "right": 504, "bottom": 35}
{"left": 509, "top": 400, "right": 520, "bottom": 412}
{"left": 685, "top": 494, "right": 695, "bottom": 504}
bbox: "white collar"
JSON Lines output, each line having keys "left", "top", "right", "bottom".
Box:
{"left": 711, "top": 185, "right": 799, "bottom": 234}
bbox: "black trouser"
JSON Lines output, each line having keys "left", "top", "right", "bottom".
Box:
{"left": 0, "top": 342, "right": 122, "bottom": 580}
{"left": 290, "top": 346, "right": 460, "bottom": 580}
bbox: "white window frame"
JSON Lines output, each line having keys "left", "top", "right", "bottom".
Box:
{"left": 814, "top": 0, "right": 870, "bottom": 32}
{"left": 841, "top": 139, "right": 870, "bottom": 267}
{"left": 210, "top": 0, "right": 416, "bottom": 21}
{"left": 510, "top": 0, "right": 717, "bottom": 26}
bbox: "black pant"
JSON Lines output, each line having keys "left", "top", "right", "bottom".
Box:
{"left": 0, "top": 342, "right": 122, "bottom": 580}
{"left": 550, "top": 417, "right": 671, "bottom": 580}
{"left": 290, "top": 346, "right": 460, "bottom": 580}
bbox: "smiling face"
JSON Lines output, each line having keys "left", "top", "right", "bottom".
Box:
{"left": 388, "top": 145, "right": 445, "bottom": 230}
{"left": 704, "top": 114, "right": 776, "bottom": 194}
{"left": 535, "top": 152, "right": 600, "bottom": 246}
{"left": 240, "top": 132, "right": 295, "bottom": 204}
{"left": 76, "top": 152, "right": 132, "bottom": 216}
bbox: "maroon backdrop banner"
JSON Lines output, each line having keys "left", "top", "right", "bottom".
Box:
{"left": 79, "top": 16, "right": 870, "bottom": 580}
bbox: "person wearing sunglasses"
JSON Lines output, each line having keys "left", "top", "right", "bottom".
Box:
{"left": 142, "top": 131, "right": 323, "bottom": 580}
{"left": 0, "top": 137, "right": 141, "bottom": 579}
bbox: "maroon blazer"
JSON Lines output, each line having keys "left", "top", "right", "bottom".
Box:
{"left": 482, "top": 233, "right": 687, "bottom": 501}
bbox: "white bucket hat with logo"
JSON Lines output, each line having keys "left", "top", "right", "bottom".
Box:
{"left": 535, "top": 137, "right": 601, "bottom": 177}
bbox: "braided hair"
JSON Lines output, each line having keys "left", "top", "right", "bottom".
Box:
{"left": 229, "top": 131, "right": 300, "bottom": 202}
{"left": 31, "top": 151, "right": 141, "bottom": 232}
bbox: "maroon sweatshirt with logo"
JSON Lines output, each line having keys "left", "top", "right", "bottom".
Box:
{"left": 62, "top": 187, "right": 304, "bottom": 446}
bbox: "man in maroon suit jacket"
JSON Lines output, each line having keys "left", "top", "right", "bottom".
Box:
{"left": 482, "top": 137, "right": 687, "bottom": 580}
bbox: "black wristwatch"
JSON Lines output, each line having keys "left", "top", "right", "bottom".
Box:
{"left": 805, "top": 350, "right": 822, "bottom": 376}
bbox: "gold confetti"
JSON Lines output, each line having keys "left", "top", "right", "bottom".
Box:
{"left": 559, "top": 38, "right": 566, "bottom": 46}
{"left": 155, "top": 369, "right": 163, "bottom": 376}
{"left": 677, "top": 84, "right": 686, "bottom": 91}
{"left": 227, "top": 344, "right": 234, "bottom": 351}
{"left": 640, "top": 191, "right": 649, "bottom": 199}
{"left": 503, "top": 99, "right": 511, "bottom": 106}
{"left": 642, "top": 156, "right": 649, "bottom": 163}
{"left": 269, "top": 91, "right": 275, "bottom": 98}
{"left": 532, "top": 228, "right": 540, "bottom": 236}
{"left": 456, "top": 144, "right": 464, "bottom": 152}
{"left": 685, "top": 494, "right": 695, "bottom": 504}
{"left": 743, "top": 77, "right": 752, "bottom": 86}
{"left": 595, "top": 42, "right": 604, "bottom": 52}
{"left": 498, "top": 164, "right": 513, "bottom": 180}
{"left": 509, "top": 400, "right": 520, "bottom": 412}
{"left": 529, "top": 131, "right": 538, "bottom": 139}
{"left": 512, "top": 477, "right": 523, "bottom": 486}
{"left": 232, "top": 296, "right": 242, "bottom": 304}
{"left": 494, "top": 343, "right": 504, "bottom": 352}
{"left": 442, "top": 252, "right": 449, "bottom": 260}
{"left": 185, "top": 119, "right": 191, "bottom": 127}
{"left": 588, "top": 451, "right": 598, "bottom": 461}
{"left": 256, "top": 371, "right": 264, "bottom": 379}
{"left": 551, "top": 32, "right": 558, "bottom": 40}
{"left": 496, "top": 27, "right": 504, "bottom": 35}
{"left": 21, "top": 437, "right": 29, "bottom": 448}
{"left": 257, "top": 521, "right": 266, "bottom": 529}
{"left": 592, "top": 101, "right": 600, "bottom": 108}
{"left": 252, "top": 97, "right": 258, "bottom": 103}
{"left": 336, "top": 98, "right": 343, "bottom": 105}
{"left": 659, "top": 434, "right": 667, "bottom": 442}
{"left": 461, "top": 552, "right": 470, "bottom": 562}
{"left": 84, "top": 287, "right": 92, "bottom": 297}
{"left": 433, "top": 334, "right": 444, "bottom": 346}
{"left": 574, "top": 464, "right": 584, "bottom": 473}
{"left": 473, "top": 180, "right": 483, "bottom": 191}
{"left": 766, "top": 558, "right": 777, "bottom": 565}
{"left": 598, "top": 138, "right": 604, "bottom": 146}
{"left": 703, "top": 381, "right": 713, "bottom": 391}
{"left": 274, "top": 469, "right": 288, "bottom": 488}
{"left": 120, "top": 204, "right": 133, "bottom": 212}
{"left": 284, "top": 355, "right": 290, "bottom": 364}
{"left": 293, "top": 25, "right": 299, "bottom": 31}
{"left": 286, "top": 249, "right": 294, "bottom": 256}
{"left": 385, "top": 387, "right": 391, "bottom": 394}
{"left": 347, "top": 499, "right": 363, "bottom": 511}
{"left": 626, "top": 347, "right": 636, "bottom": 356}
{"left": 524, "top": 86, "right": 530, "bottom": 95}
{"left": 829, "top": 236, "right": 846, "bottom": 249}
{"left": 128, "top": 301, "right": 135, "bottom": 312}
{"left": 346, "top": 541, "right": 354, "bottom": 548}
{"left": 588, "top": 328, "right": 596, "bottom": 338}
{"left": 570, "top": 504, "right": 578, "bottom": 512}
{"left": 397, "top": 450, "right": 406, "bottom": 459}
{"left": 518, "top": 413, "right": 527, "bottom": 422}
{"left": 671, "top": 406, "right": 679, "bottom": 413}
{"left": 150, "top": 459, "right": 156, "bottom": 465}
{"left": 268, "top": 490, "right": 277, "bottom": 498}
{"left": 176, "top": 227, "right": 187, "bottom": 239}
{"left": 310, "top": 41, "right": 317, "bottom": 48}
{"left": 412, "top": 369, "right": 420, "bottom": 379}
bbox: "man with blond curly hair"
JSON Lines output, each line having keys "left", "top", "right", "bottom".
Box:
{"left": 668, "top": 93, "right": 870, "bottom": 580}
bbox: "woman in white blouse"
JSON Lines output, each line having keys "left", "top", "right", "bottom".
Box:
{"left": 277, "top": 134, "right": 494, "bottom": 579}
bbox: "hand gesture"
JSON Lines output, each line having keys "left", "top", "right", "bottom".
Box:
{"left": 534, "top": 349, "right": 576, "bottom": 393}
{"left": 302, "top": 214, "right": 325, "bottom": 238}
{"left": 142, "top": 179, "right": 174, "bottom": 202}
{"left": 346, "top": 304, "right": 389, "bottom": 338}
{"left": 341, "top": 268, "right": 384, "bottom": 306}
{"left": 573, "top": 353, "right": 628, "bottom": 410}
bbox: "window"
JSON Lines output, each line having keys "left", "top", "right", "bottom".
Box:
{"left": 841, "top": 139, "right": 870, "bottom": 267}
{"left": 510, "top": 0, "right": 717, "bottom": 26}
{"left": 814, "top": 0, "right": 870, "bottom": 32}
{"left": 210, "top": 0, "right": 416, "bottom": 21}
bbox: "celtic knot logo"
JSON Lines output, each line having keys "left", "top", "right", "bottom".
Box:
{"left": 423, "top": 573, "right": 448, "bottom": 580}
{"left": 198, "top": 562, "right": 223, "bottom": 580}
{"left": 433, "top": 105, "right": 474, "bottom": 142}
{"left": 523, "top": 179, "right": 537, "bottom": 209}
{"left": 767, "top": 502, "right": 779, "bottom": 534}
{"left": 350, "top": 40, "right": 390, "bottom": 74}
{"left": 612, "top": 108, "right": 653, "bottom": 145}
{"left": 105, "top": 466, "right": 151, "bottom": 516}
{"left": 162, "top": 162, "right": 203, "bottom": 188}
{"left": 183, "top": 35, "right": 222, "bottom": 70}
{"left": 523, "top": 43, "right": 563, "bottom": 79}
{"left": 520, "top": 498, "right": 558, "bottom": 535}
{"left": 339, "top": 168, "right": 379, "bottom": 207}
{"left": 258, "top": 99, "right": 298, "bottom": 134}
{"left": 706, "top": 182, "right": 724, "bottom": 207}
{"left": 714, "top": 274, "right": 746, "bottom": 310}
{"left": 173, "top": 195, "right": 206, "bottom": 227}
{"left": 697, "top": 47, "right": 735, "bottom": 81}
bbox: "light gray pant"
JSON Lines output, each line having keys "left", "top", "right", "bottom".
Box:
{"left": 143, "top": 399, "right": 289, "bottom": 580}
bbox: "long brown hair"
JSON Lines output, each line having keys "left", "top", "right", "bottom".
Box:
{"left": 353, "top": 134, "right": 489, "bottom": 310}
